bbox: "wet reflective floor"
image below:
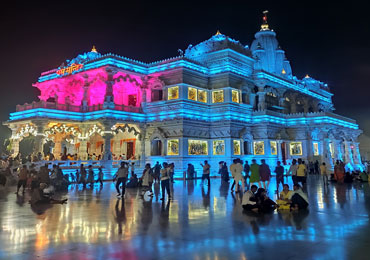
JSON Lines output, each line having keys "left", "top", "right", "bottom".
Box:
{"left": 1, "top": 176, "right": 370, "bottom": 260}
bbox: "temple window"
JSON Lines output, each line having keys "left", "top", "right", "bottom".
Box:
{"left": 151, "top": 89, "right": 163, "bottom": 101}
{"left": 270, "top": 141, "right": 277, "bottom": 155}
{"left": 313, "top": 142, "right": 319, "bottom": 156}
{"left": 212, "top": 90, "right": 224, "bottom": 103}
{"left": 233, "top": 140, "right": 241, "bottom": 155}
{"left": 167, "top": 139, "right": 179, "bottom": 155}
{"left": 168, "top": 86, "right": 179, "bottom": 100}
{"left": 188, "top": 140, "right": 208, "bottom": 155}
{"left": 253, "top": 141, "right": 265, "bottom": 155}
{"left": 128, "top": 94, "right": 137, "bottom": 106}
{"left": 213, "top": 140, "right": 225, "bottom": 155}
{"left": 232, "top": 90, "right": 240, "bottom": 103}
{"left": 151, "top": 138, "right": 162, "bottom": 156}
{"left": 198, "top": 89, "right": 207, "bottom": 103}
{"left": 188, "top": 87, "right": 197, "bottom": 101}
{"left": 290, "top": 142, "right": 303, "bottom": 156}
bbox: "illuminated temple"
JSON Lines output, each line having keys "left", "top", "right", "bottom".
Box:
{"left": 4, "top": 14, "right": 363, "bottom": 174}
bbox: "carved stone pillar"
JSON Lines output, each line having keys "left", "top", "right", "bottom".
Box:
{"left": 257, "top": 92, "right": 266, "bottom": 110}
{"left": 344, "top": 141, "right": 354, "bottom": 165}
{"left": 334, "top": 140, "right": 343, "bottom": 161}
{"left": 82, "top": 74, "right": 89, "bottom": 111}
{"left": 249, "top": 93, "right": 256, "bottom": 109}
{"left": 353, "top": 142, "right": 361, "bottom": 164}
{"left": 103, "top": 133, "right": 114, "bottom": 160}
{"left": 103, "top": 68, "right": 115, "bottom": 109}
{"left": 277, "top": 140, "right": 283, "bottom": 162}
{"left": 291, "top": 102, "right": 297, "bottom": 114}
{"left": 33, "top": 121, "right": 46, "bottom": 155}
{"left": 54, "top": 135, "right": 63, "bottom": 160}
{"left": 11, "top": 139, "right": 20, "bottom": 157}
{"left": 78, "top": 138, "right": 88, "bottom": 160}
{"left": 323, "top": 138, "right": 334, "bottom": 169}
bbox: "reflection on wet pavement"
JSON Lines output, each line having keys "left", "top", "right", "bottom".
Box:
{"left": 1, "top": 176, "right": 370, "bottom": 260}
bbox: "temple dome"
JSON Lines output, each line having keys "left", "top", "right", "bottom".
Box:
{"left": 65, "top": 46, "right": 102, "bottom": 66}
{"left": 250, "top": 22, "right": 292, "bottom": 78}
{"left": 184, "top": 32, "right": 251, "bottom": 60}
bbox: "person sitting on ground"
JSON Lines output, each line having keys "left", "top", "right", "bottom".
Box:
{"left": 344, "top": 172, "right": 354, "bottom": 183}
{"left": 359, "top": 171, "right": 368, "bottom": 182}
{"left": 30, "top": 183, "right": 68, "bottom": 205}
{"left": 126, "top": 173, "right": 139, "bottom": 188}
{"left": 277, "top": 184, "right": 292, "bottom": 210}
{"left": 242, "top": 185, "right": 259, "bottom": 212}
{"left": 290, "top": 184, "right": 309, "bottom": 211}
{"left": 255, "top": 188, "right": 277, "bottom": 213}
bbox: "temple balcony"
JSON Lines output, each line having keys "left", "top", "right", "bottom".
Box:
{"left": 15, "top": 100, "right": 142, "bottom": 113}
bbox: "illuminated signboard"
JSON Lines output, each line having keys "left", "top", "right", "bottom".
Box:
{"left": 56, "top": 63, "right": 84, "bottom": 75}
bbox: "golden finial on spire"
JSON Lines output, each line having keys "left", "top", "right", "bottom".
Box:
{"left": 305, "top": 74, "right": 310, "bottom": 78}
{"left": 215, "top": 30, "right": 221, "bottom": 36}
{"left": 261, "top": 10, "right": 270, "bottom": 31}
{"left": 91, "top": 45, "right": 97, "bottom": 53}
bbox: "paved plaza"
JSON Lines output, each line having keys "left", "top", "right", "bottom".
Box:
{"left": 1, "top": 176, "right": 370, "bottom": 260}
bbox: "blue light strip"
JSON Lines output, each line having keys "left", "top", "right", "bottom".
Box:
{"left": 255, "top": 72, "right": 332, "bottom": 103}
{"left": 9, "top": 107, "right": 358, "bottom": 129}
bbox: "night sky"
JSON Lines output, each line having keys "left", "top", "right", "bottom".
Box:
{"left": 0, "top": 1, "right": 369, "bottom": 144}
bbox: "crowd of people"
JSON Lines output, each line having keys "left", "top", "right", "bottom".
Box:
{"left": 3, "top": 151, "right": 370, "bottom": 215}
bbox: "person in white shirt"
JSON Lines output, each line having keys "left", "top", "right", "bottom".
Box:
{"left": 114, "top": 162, "right": 128, "bottom": 197}
{"left": 160, "top": 162, "right": 171, "bottom": 200}
{"left": 287, "top": 159, "right": 298, "bottom": 185}
{"left": 230, "top": 159, "right": 245, "bottom": 193}
{"left": 242, "top": 185, "right": 258, "bottom": 212}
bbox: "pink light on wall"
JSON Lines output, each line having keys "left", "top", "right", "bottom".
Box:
{"left": 113, "top": 73, "right": 143, "bottom": 107}
{"left": 85, "top": 70, "right": 108, "bottom": 106}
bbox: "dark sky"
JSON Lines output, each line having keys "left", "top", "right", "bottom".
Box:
{"left": 0, "top": 0, "right": 369, "bottom": 141}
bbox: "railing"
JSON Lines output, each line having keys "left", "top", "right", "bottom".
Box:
{"left": 16, "top": 101, "right": 143, "bottom": 113}
{"left": 12, "top": 160, "right": 141, "bottom": 171}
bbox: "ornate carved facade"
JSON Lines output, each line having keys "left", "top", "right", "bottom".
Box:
{"left": 4, "top": 15, "right": 363, "bottom": 174}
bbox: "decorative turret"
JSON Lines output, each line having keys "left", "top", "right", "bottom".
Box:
{"left": 261, "top": 10, "right": 270, "bottom": 31}
{"left": 251, "top": 11, "right": 292, "bottom": 78}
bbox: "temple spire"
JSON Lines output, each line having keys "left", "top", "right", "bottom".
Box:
{"left": 215, "top": 30, "right": 222, "bottom": 36}
{"left": 91, "top": 45, "right": 98, "bottom": 53}
{"left": 261, "top": 10, "right": 270, "bottom": 31}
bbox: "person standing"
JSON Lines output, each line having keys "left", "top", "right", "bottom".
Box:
{"left": 296, "top": 158, "right": 307, "bottom": 186}
{"left": 230, "top": 159, "right": 245, "bottom": 193}
{"left": 259, "top": 159, "right": 271, "bottom": 190}
{"left": 142, "top": 163, "right": 154, "bottom": 196}
{"left": 115, "top": 162, "right": 128, "bottom": 197}
{"left": 275, "top": 161, "right": 285, "bottom": 192}
{"left": 160, "top": 162, "right": 171, "bottom": 201}
{"left": 153, "top": 161, "right": 161, "bottom": 183}
{"left": 243, "top": 161, "right": 250, "bottom": 187}
{"left": 249, "top": 159, "right": 261, "bottom": 188}
{"left": 200, "top": 160, "right": 211, "bottom": 186}
{"left": 87, "top": 165, "right": 94, "bottom": 187}
{"left": 80, "top": 164, "right": 87, "bottom": 189}
{"left": 334, "top": 160, "right": 345, "bottom": 184}
{"left": 16, "top": 165, "right": 28, "bottom": 194}
{"left": 168, "top": 163, "right": 175, "bottom": 183}
{"left": 96, "top": 167, "right": 104, "bottom": 186}
{"left": 287, "top": 159, "right": 298, "bottom": 185}
{"left": 320, "top": 162, "right": 329, "bottom": 186}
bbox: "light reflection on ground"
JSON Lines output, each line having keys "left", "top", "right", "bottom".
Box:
{"left": 0, "top": 176, "right": 370, "bottom": 259}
